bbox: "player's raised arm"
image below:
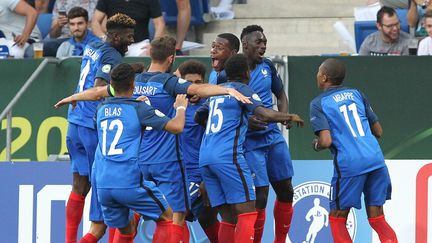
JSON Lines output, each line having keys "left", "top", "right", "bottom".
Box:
{"left": 253, "top": 106, "right": 304, "bottom": 128}
{"left": 54, "top": 86, "right": 110, "bottom": 109}
{"left": 163, "top": 94, "right": 188, "bottom": 134}
{"left": 186, "top": 83, "right": 252, "bottom": 104}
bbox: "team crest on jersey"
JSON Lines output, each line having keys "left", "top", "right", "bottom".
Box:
{"left": 261, "top": 68, "right": 268, "bottom": 77}
{"left": 155, "top": 109, "right": 165, "bottom": 117}
{"left": 287, "top": 181, "right": 357, "bottom": 243}
{"left": 252, "top": 93, "right": 261, "bottom": 101}
{"left": 178, "top": 78, "right": 187, "bottom": 84}
{"left": 102, "top": 64, "right": 111, "bottom": 73}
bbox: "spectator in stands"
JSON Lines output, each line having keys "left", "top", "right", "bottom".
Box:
{"left": 408, "top": 0, "right": 432, "bottom": 36}
{"left": 174, "top": 0, "right": 191, "bottom": 55}
{"left": 30, "top": 0, "right": 55, "bottom": 13}
{"left": 379, "top": 0, "right": 409, "bottom": 9}
{"left": 359, "top": 6, "right": 411, "bottom": 55}
{"left": 417, "top": 10, "right": 432, "bottom": 54}
{"left": 0, "top": 0, "right": 41, "bottom": 58}
{"left": 91, "top": 0, "right": 165, "bottom": 56}
{"left": 56, "top": 7, "right": 100, "bottom": 58}
{"left": 44, "top": 0, "right": 97, "bottom": 56}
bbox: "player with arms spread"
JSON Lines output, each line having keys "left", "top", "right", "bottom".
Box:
{"left": 63, "top": 13, "right": 135, "bottom": 243}
{"left": 195, "top": 54, "right": 304, "bottom": 243}
{"left": 95, "top": 63, "right": 187, "bottom": 243}
{"left": 310, "top": 58, "right": 398, "bottom": 243}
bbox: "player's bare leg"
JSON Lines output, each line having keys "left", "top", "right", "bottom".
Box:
{"left": 271, "top": 178, "right": 294, "bottom": 243}
{"left": 153, "top": 208, "right": 174, "bottom": 243}
{"left": 198, "top": 205, "right": 220, "bottom": 243}
{"left": 254, "top": 186, "right": 269, "bottom": 242}
{"left": 233, "top": 201, "right": 258, "bottom": 242}
{"left": 217, "top": 204, "right": 236, "bottom": 242}
{"left": 113, "top": 215, "right": 137, "bottom": 243}
{"left": 66, "top": 173, "right": 91, "bottom": 243}
{"left": 329, "top": 209, "right": 352, "bottom": 243}
{"left": 366, "top": 206, "right": 398, "bottom": 243}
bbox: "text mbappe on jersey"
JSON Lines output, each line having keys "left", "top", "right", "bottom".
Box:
{"left": 104, "top": 107, "right": 122, "bottom": 116}
{"left": 332, "top": 92, "right": 354, "bottom": 103}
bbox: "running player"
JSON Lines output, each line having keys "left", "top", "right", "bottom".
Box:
{"left": 95, "top": 63, "right": 187, "bottom": 243}
{"left": 310, "top": 58, "right": 397, "bottom": 243}
{"left": 208, "top": 33, "right": 240, "bottom": 85}
{"left": 176, "top": 60, "right": 220, "bottom": 243}
{"left": 64, "top": 13, "right": 135, "bottom": 243}
{"left": 241, "top": 24, "right": 294, "bottom": 243}
{"left": 195, "top": 54, "right": 304, "bottom": 243}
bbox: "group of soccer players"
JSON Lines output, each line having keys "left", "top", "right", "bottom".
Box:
{"left": 55, "top": 12, "right": 398, "bottom": 243}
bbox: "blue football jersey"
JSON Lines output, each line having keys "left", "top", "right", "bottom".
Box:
{"left": 246, "top": 59, "right": 285, "bottom": 136}
{"left": 309, "top": 87, "right": 385, "bottom": 177}
{"left": 198, "top": 82, "right": 262, "bottom": 166}
{"left": 68, "top": 41, "right": 122, "bottom": 129}
{"left": 95, "top": 97, "right": 170, "bottom": 189}
{"left": 179, "top": 99, "right": 206, "bottom": 181}
{"left": 133, "top": 72, "right": 192, "bottom": 165}
{"left": 208, "top": 69, "right": 227, "bottom": 85}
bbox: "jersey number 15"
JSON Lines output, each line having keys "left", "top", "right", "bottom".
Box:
{"left": 206, "top": 98, "right": 225, "bottom": 134}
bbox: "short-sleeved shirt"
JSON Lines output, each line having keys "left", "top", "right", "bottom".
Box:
{"left": 179, "top": 99, "right": 206, "bottom": 181}
{"left": 56, "top": 30, "right": 101, "bottom": 58}
{"left": 309, "top": 86, "right": 385, "bottom": 177}
{"left": 68, "top": 41, "right": 122, "bottom": 129}
{"left": 95, "top": 0, "right": 162, "bottom": 42}
{"left": 133, "top": 72, "right": 192, "bottom": 164}
{"left": 208, "top": 69, "right": 227, "bottom": 85}
{"left": 0, "top": 0, "right": 41, "bottom": 40}
{"left": 198, "top": 82, "right": 262, "bottom": 167}
{"left": 246, "top": 58, "right": 284, "bottom": 137}
{"left": 95, "top": 97, "right": 170, "bottom": 189}
{"left": 417, "top": 36, "right": 432, "bottom": 55}
{"left": 359, "top": 31, "right": 411, "bottom": 56}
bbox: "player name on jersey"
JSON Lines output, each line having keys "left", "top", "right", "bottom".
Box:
{"left": 332, "top": 92, "right": 355, "bottom": 103}
{"left": 104, "top": 107, "right": 122, "bottom": 117}
{"left": 134, "top": 86, "right": 159, "bottom": 96}
{"left": 83, "top": 48, "right": 100, "bottom": 62}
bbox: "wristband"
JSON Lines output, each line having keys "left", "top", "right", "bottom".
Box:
{"left": 176, "top": 106, "right": 186, "bottom": 111}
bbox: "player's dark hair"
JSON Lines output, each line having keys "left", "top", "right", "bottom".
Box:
{"left": 178, "top": 60, "right": 206, "bottom": 79}
{"left": 106, "top": 13, "right": 136, "bottom": 33}
{"left": 150, "top": 36, "right": 176, "bottom": 63}
{"left": 224, "top": 54, "right": 249, "bottom": 81}
{"left": 424, "top": 10, "right": 432, "bottom": 19}
{"left": 377, "top": 6, "right": 397, "bottom": 24}
{"left": 240, "top": 25, "right": 264, "bottom": 41}
{"left": 217, "top": 33, "right": 240, "bottom": 51}
{"left": 110, "top": 63, "right": 135, "bottom": 93}
{"left": 321, "top": 58, "right": 345, "bottom": 85}
{"left": 67, "top": 7, "right": 88, "bottom": 22}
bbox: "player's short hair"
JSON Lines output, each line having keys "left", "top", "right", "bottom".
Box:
{"left": 424, "top": 10, "right": 432, "bottom": 19}
{"left": 110, "top": 63, "right": 135, "bottom": 93}
{"left": 67, "top": 7, "right": 88, "bottom": 22}
{"left": 240, "top": 25, "right": 264, "bottom": 41}
{"left": 150, "top": 36, "right": 176, "bottom": 63}
{"left": 321, "top": 58, "right": 345, "bottom": 85}
{"left": 106, "top": 13, "right": 136, "bottom": 32}
{"left": 224, "top": 54, "right": 249, "bottom": 81}
{"left": 217, "top": 33, "right": 240, "bottom": 51}
{"left": 178, "top": 60, "right": 206, "bottom": 79}
{"left": 377, "top": 6, "right": 397, "bottom": 24}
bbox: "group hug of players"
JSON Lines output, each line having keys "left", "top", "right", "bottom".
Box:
{"left": 55, "top": 13, "right": 399, "bottom": 243}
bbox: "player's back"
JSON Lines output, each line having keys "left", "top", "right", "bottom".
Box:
{"left": 199, "top": 82, "right": 252, "bottom": 166}
{"left": 134, "top": 72, "right": 190, "bottom": 164}
{"left": 311, "top": 87, "right": 385, "bottom": 177}
{"left": 68, "top": 41, "right": 120, "bottom": 129}
{"left": 95, "top": 97, "right": 148, "bottom": 189}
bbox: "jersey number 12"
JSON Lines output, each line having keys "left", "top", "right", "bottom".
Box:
{"left": 339, "top": 103, "right": 365, "bottom": 137}
{"left": 100, "top": 119, "right": 124, "bottom": 155}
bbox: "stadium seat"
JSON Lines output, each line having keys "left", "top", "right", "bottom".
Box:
{"left": 354, "top": 8, "right": 409, "bottom": 52}
{"left": 37, "top": 13, "right": 53, "bottom": 39}
{"left": 159, "top": 0, "right": 209, "bottom": 26}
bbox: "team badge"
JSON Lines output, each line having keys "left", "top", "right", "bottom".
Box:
{"left": 252, "top": 94, "right": 261, "bottom": 101}
{"left": 102, "top": 64, "right": 111, "bottom": 73}
{"left": 261, "top": 68, "right": 268, "bottom": 77}
{"left": 178, "top": 78, "right": 187, "bottom": 84}
{"left": 287, "top": 181, "right": 357, "bottom": 243}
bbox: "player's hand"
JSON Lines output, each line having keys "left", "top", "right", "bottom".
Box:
{"left": 226, "top": 88, "right": 252, "bottom": 104}
{"left": 136, "top": 96, "right": 148, "bottom": 102}
{"left": 54, "top": 96, "right": 77, "bottom": 109}
{"left": 130, "top": 62, "right": 146, "bottom": 73}
{"left": 248, "top": 115, "right": 267, "bottom": 131}
{"left": 288, "top": 114, "right": 304, "bottom": 128}
{"left": 173, "top": 94, "right": 188, "bottom": 110}
{"left": 199, "top": 182, "right": 211, "bottom": 207}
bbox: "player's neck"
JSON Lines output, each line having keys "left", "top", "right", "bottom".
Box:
{"left": 115, "top": 90, "right": 133, "bottom": 98}
{"left": 148, "top": 62, "right": 168, "bottom": 73}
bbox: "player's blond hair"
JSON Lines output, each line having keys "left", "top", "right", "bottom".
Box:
{"left": 106, "top": 13, "right": 136, "bottom": 31}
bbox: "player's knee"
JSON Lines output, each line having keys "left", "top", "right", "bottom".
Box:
{"left": 89, "top": 221, "right": 107, "bottom": 239}
{"left": 255, "top": 188, "right": 269, "bottom": 209}
{"left": 272, "top": 179, "right": 294, "bottom": 202}
{"left": 72, "top": 175, "right": 90, "bottom": 196}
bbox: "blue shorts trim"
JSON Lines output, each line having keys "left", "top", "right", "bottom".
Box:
{"left": 186, "top": 180, "right": 204, "bottom": 222}
{"left": 330, "top": 166, "right": 392, "bottom": 210}
{"left": 66, "top": 123, "right": 98, "bottom": 176}
{"left": 139, "top": 161, "right": 190, "bottom": 212}
{"left": 200, "top": 158, "right": 255, "bottom": 207}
